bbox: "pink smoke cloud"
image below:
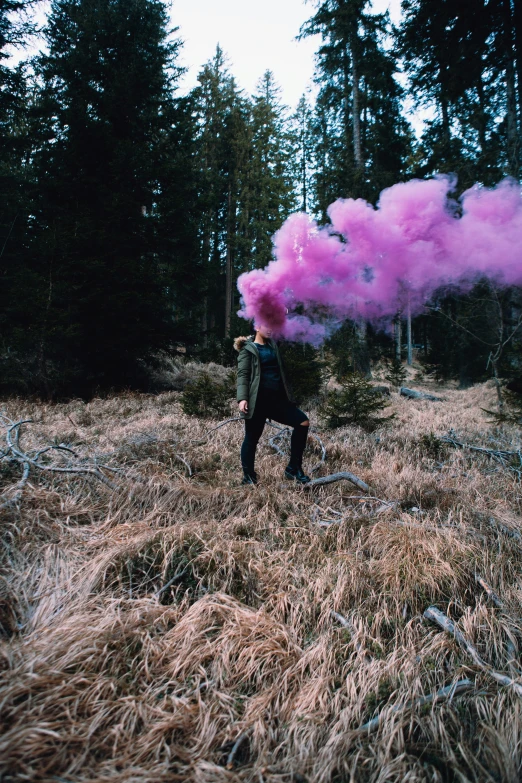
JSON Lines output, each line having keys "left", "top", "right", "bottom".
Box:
{"left": 237, "top": 177, "right": 522, "bottom": 343}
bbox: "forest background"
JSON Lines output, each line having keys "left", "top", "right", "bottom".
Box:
{"left": 1, "top": 0, "right": 522, "bottom": 399}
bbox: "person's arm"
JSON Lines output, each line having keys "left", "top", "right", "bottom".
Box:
{"left": 237, "top": 348, "right": 251, "bottom": 412}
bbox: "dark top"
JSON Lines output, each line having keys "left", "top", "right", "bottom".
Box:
{"left": 255, "top": 342, "right": 283, "bottom": 392}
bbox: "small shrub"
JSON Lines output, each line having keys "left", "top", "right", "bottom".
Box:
{"left": 384, "top": 357, "right": 408, "bottom": 388}
{"left": 181, "top": 371, "right": 235, "bottom": 419}
{"left": 483, "top": 379, "right": 522, "bottom": 426}
{"left": 321, "top": 372, "right": 394, "bottom": 430}
{"left": 418, "top": 432, "right": 448, "bottom": 460}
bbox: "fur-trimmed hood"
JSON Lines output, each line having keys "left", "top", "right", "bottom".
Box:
{"left": 233, "top": 335, "right": 253, "bottom": 352}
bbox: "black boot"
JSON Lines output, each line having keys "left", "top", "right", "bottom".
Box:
{"left": 241, "top": 470, "right": 258, "bottom": 485}
{"left": 284, "top": 465, "right": 310, "bottom": 484}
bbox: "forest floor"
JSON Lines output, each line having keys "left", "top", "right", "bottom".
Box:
{"left": 1, "top": 380, "right": 522, "bottom": 782}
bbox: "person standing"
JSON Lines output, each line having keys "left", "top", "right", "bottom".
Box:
{"left": 234, "top": 324, "right": 310, "bottom": 485}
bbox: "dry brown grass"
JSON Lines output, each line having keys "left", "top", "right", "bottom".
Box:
{"left": 1, "top": 380, "right": 522, "bottom": 782}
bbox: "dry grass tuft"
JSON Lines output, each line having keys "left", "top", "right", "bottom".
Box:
{"left": 1, "top": 380, "right": 522, "bottom": 781}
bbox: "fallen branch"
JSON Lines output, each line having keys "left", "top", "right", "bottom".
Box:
{"left": 424, "top": 606, "right": 522, "bottom": 698}
{"left": 155, "top": 564, "right": 191, "bottom": 598}
{"left": 306, "top": 471, "right": 369, "bottom": 493}
{"left": 226, "top": 729, "right": 251, "bottom": 769}
{"left": 266, "top": 424, "right": 291, "bottom": 457}
{"left": 441, "top": 431, "right": 522, "bottom": 477}
{"left": 476, "top": 575, "right": 503, "bottom": 608}
{"left": 485, "top": 516, "right": 522, "bottom": 543}
{"left": 191, "top": 417, "right": 242, "bottom": 445}
{"left": 400, "top": 387, "right": 443, "bottom": 402}
{"left": 172, "top": 452, "right": 192, "bottom": 477}
{"left": 0, "top": 415, "right": 116, "bottom": 508}
{"left": 331, "top": 611, "right": 367, "bottom": 657}
{"left": 357, "top": 678, "right": 474, "bottom": 733}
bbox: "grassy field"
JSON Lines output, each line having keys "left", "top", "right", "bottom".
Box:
{"left": 1, "top": 380, "right": 521, "bottom": 782}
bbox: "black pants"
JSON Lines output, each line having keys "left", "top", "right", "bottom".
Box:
{"left": 241, "top": 389, "right": 309, "bottom": 475}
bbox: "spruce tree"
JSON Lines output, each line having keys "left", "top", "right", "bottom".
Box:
{"left": 28, "top": 0, "right": 182, "bottom": 396}
{"left": 193, "top": 47, "right": 250, "bottom": 344}
{"left": 301, "top": 0, "right": 412, "bottom": 210}
{"left": 249, "top": 71, "right": 296, "bottom": 270}
{"left": 398, "top": 0, "right": 518, "bottom": 186}
{"left": 0, "top": 1, "right": 38, "bottom": 392}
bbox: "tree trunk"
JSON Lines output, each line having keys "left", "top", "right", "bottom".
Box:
{"left": 224, "top": 182, "right": 233, "bottom": 338}
{"left": 406, "top": 300, "right": 413, "bottom": 366}
{"left": 440, "top": 94, "right": 451, "bottom": 150}
{"left": 342, "top": 45, "right": 352, "bottom": 160}
{"left": 502, "top": 0, "right": 520, "bottom": 177}
{"left": 351, "top": 35, "right": 363, "bottom": 171}
{"left": 395, "top": 313, "right": 402, "bottom": 361}
{"left": 514, "top": 0, "right": 522, "bottom": 144}
{"left": 476, "top": 72, "right": 487, "bottom": 156}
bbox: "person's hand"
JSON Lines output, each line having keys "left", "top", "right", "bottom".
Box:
{"left": 238, "top": 400, "right": 248, "bottom": 414}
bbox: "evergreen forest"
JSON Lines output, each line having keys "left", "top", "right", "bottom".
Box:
{"left": 1, "top": 0, "right": 522, "bottom": 397}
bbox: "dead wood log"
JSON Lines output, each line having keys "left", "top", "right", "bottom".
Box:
{"left": 306, "top": 471, "right": 369, "bottom": 492}
{"left": 424, "top": 606, "right": 522, "bottom": 698}
{"left": 400, "top": 387, "right": 443, "bottom": 402}
{"left": 476, "top": 575, "right": 503, "bottom": 608}
{"left": 357, "top": 678, "right": 474, "bottom": 733}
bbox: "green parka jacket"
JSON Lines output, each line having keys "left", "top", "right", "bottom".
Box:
{"left": 234, "top": 335, "right": 294, "bottom": 419}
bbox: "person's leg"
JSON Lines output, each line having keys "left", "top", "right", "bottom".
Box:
{"left": 289, "top": 416, "right": 309, "bottom": 470}
{"left": 269, "top": 399, "right": 310, "bottom": 480}
{"left": 240, "top": 406, "right": 266, "bottom": 481}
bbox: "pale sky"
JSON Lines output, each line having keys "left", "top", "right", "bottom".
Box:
{"left": 18, "top": 0, "right": 404, "bottom": 112}
{"left": 172, "top": 0, "right": 403, "bottom": 109}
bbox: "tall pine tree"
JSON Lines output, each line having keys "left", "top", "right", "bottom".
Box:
{"left": 301, "top": 0, "right": 412, "bottom": 212}
{"left": 27, "top": 0, "right": 183, "bottom": 396}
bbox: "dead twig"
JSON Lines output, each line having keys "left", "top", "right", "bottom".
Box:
{"left": 476, "top": 575, "right": 503, "bottom": 608}
{"left": 357, "top": 678, "right": 474, "bottom": 733}
{"left": 424, "top": 606, "right": 522, "bottom": 698}
{"left": 331, "top": 611, "right": 367, "bottom": 657}
{"left": 226, "top": 729, "right": 251, "bottom": 769}
{"left": 155, "top": 564, "right": 191, "bottom": 598}
{"left": 191, "top": 417, "right": 242, "bottom": 445}
{"left": 485, "top": 516, "right": 522, "bottom": 543}
{"left": 172, "top": 452, "right": 192, "bottom": 477}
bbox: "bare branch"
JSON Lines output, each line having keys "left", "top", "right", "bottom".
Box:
{"left": 226, "top": 730, "right": 251, "bottom": 770}
{"left": 357, "top": 678, "right": 474, "bottom": 733}
{"left": 424, "top": 606, "right": 522, "bottom": 698}
{"left": 475, "top": 575, "right": 503, "bottom": 608}
{"left": 306, "top": 471, "right": 369, "bottom": 492}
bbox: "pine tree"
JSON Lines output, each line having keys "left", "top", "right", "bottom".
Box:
{"left": 0, "top": 1, "right": 39, "bottom": 392}
{"left": 399, "top": 0, "right": 518, "bottom": 186}
{"left": 301, "top": 0, "right": 412, "bottom": 210}
{"left": 193, "top": 47, "right": 251, "bottom": 344}
{"left": 249, "top": 71, "right": 296, "bottom": 269}
{"left": 27, "top": 0, "right": 182, "bottom": 396}
{"left": 290, "top": 93, "right": 314, "bottom": 212}
{"left": 322, "top": 372, "right": 393, "bottom": 429}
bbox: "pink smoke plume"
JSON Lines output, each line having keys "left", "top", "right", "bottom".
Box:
{"left": 237, "top": 176, "right": 522, "bottom": 343}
